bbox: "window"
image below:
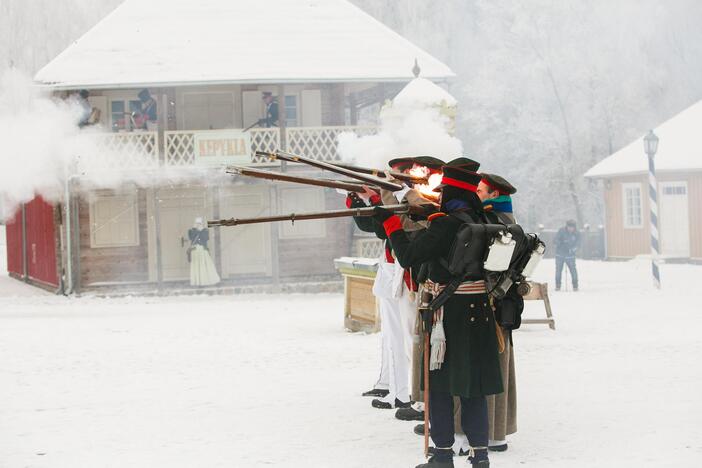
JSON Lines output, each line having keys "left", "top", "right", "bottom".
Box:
{"left": 662, "top": 185, "right": 687, "bottom": 195}
{"left": 285, "top": 95, "right": 298, "bottom": 126}
{"left": 622, "top": 183, "right": 643, "bottom": 228}
{"left": 89, "top": 191, "right": 140, "bottom": 248}
{"left": 110, "top": 99, "right": 142, "bottom": 131}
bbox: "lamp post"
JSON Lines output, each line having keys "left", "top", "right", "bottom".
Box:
{"left": 643, "top": 130, "right": 660, "bottom": 288}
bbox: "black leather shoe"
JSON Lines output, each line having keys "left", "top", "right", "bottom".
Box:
{"left": 395, "top": 406, "right": 424, "bottom": 421}
{"left": 372, "top": 398, "right": 410, "bottom": 409}
{"left": 488, "top": 443, "right": 507, "bottom": 452}
{"left": 362, "top": 388, "right": 389, "bottom": 397}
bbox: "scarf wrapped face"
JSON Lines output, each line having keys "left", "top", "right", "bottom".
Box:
{"left": 483, "top": 194, "right": 513, "bottom": 213}
{"left": 441, "top": 185, "right": 483, "bottom": 213}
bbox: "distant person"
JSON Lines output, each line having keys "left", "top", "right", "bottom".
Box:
{"left": 137, "top": 89, "right": 158, "bottom": 129}
{"left": 187, "top": 217, "right": 220, "bottom": 287}
{"left": 555, "top": 219, "right": 580, "bottom": 291}
{"left": 259, "top": 91, "right": 279, "bottom": 127}
{"left": 75, "top": 89, "right": 100, "bottom": 128}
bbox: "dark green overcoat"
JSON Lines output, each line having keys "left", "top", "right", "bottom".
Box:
{"left": 384, "top": 209, "right": 503, "bottom": 398}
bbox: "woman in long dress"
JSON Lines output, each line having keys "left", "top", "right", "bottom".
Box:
{"left": 188, "top": 217, "right": 220, "bottom": 287}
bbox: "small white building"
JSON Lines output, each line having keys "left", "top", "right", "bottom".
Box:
{"left": 6, "top": 0, "right": 455, "bottom": 293}
{"left": 585, "top": 100, "right": 702, "bottom": 260}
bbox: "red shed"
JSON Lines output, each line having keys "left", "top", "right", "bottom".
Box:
{"left": 4, "top": 196, "right": 60, "bottom": 290}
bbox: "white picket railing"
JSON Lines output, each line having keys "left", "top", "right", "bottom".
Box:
{"left": 92, "top": 126, "right": 376, "bottom": 168}
{"left": 89, "top": 131, "right": 159, "bottom": 170}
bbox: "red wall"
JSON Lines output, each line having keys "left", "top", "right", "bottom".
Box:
{"left": 5, "top": 208, "right": 23, "bottom": 276}
{"left": 24, "top": 197, "right": 59, "bottom": 287}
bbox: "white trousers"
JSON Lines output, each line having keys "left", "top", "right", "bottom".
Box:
{"left": 376, "top": 286, "right": 417, "bottom": 403}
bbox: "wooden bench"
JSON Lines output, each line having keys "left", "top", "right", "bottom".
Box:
{"left": 520, "top": 281, "right": 556, "bottom": 330}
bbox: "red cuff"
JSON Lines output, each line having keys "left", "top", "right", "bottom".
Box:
{"left": 369, "top": 194, "right": 381, "bottom": 205}
{"left": 383, "top": 215, "right": 403, "bottom": 236}
{"left": 345, "top": 196, "right": 353, "bottom": 208}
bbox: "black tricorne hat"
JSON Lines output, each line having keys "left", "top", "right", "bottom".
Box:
{"left": 480, "top": 173, "right": 517, "bottom": 195}
{"left": 433, "top": 166, "right": 482, "bottom": 193}
{"left": 445, "top": 157, "right": 480, "bottom": 172}
{"left": 411, "top": 156, "right": 445, "bottom": 170}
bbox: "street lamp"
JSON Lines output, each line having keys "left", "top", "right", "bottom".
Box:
{"left": 643, "top": 130, "right": 661, "bottom": 288}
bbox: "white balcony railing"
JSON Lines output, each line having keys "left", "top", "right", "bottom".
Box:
{"left": 87, "top": 131, "right": 159, "bottom": 170}
{"left": 94, "top": 126, "right": 376, "bottom": 169}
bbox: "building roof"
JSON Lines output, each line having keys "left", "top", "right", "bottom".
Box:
{"left": 586, "top": 99, "right": 702, "bottom": 178}
{"left": 392, "top": 77, "right": 457, "bottom": 108}
{"left": 34, "top": 0, "right": 455, "bottom": 90}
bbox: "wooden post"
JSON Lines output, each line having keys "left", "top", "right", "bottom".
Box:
{"left": 212, "top": 185, "right": 223, "bottom": 276}
{"left": 153, "top": 188, "right": 164, "bottom": 289}
{"left": 158, "top": 87, "right": 167, "bottom": 164}
{"left": 269, "top": 185, "right": 281, "bottom": 290}
{"left": 21, "top": 203, "right": 27, "bottom": 281}
{"left": 72, "top": 196, "right": 82, "bottom": 294}
{"left": 277, "top": 84, "right": 287, "bottom": 171}
{"left": 349, "top": 92, "right": 358, "bottom": 125}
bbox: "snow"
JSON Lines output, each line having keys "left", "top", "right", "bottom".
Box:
{"left": 585, "top": 99, "right": 702, "bottom": 178}
{"left": 34, "top": 0, "right": 455, "bottom": 89}
{"left": 1, "top": 259, "right": 701, "bottom": 467}
{"left": 392, "top": 78, "right": 457, "bottom": 108}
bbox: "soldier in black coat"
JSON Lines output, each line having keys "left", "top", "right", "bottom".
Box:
{"left": 374, "top": 166, "right": 502, "bottom": 468}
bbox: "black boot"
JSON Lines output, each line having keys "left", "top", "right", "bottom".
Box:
{"left": 468, "top": 447, "right": 490, "bottom": 467}
{"left": 362, "top": 388, "right": 389, "bottom": 397}
{"left": 415, "top": 448, "right": 454, "bottom": 468}
{"left": 413, "top": 423, "right": 430, "bottom": 436}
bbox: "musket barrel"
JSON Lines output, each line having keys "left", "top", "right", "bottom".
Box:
{"left": 257, "top": 150, "right": 404, "bottom": 192}
{"left": 208, "top": 204, "right": 408, "bottom": 227}
{"left": 227, "top": 165, "right": 371, "bottom": 193}
{"left": 332, "top": 163, "right": 429, "bottom": 185}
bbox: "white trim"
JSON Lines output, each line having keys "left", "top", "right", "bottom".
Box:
{"left": 621, "top": 182, "right": 643, "bottom": 229}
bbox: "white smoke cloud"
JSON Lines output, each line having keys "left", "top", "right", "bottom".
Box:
{"left": 337, "top": 104, "right": 462, "bottom": 168}
{"left": 0, "top": 69, "right": 211, "bottom": 222}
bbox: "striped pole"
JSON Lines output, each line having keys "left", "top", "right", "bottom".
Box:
{"left": 644, "top": 130, "right": 661, "bottom": 289}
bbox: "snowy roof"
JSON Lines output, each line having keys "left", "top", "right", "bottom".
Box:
{"left": 585, "top": 100, "right": 702, "bottom": 178}
{"left": 34, "top": 0, "right": 455, "bottom": 90}
{"left": 392, "top": 77, "right": 457, "bottom": 107}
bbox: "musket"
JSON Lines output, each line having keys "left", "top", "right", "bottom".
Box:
{"left": 256, "top": 150, "right": 404, "bottom": 192}
{"left": 332, "top": 162, "right": 429, "bottom": 185}
{"left": 226, "top": 166, "right": 374, "bottom": 193}
{"left": 209, "top": 204, "right": 410, "bottom": 227}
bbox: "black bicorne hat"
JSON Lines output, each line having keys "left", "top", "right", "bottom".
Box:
{"left": 445, "top": 157, "right": 480, "bottom": 172}
{"left": 387, "top": 156, "right": 415, "bottom": 171}
{"left": 480, "top": 173, "right": 517, "bottom": 195}
{"left": 411, "top": 156, "right": 445, "bottom": 170}
{"left": 433, "top": 166, "right": 482, "bottom": 193}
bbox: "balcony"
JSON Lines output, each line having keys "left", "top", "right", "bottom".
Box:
{"left": 87, "top": 126, "right": 377, "bottom": 171}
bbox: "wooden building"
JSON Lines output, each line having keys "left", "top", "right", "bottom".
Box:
{"left": 4, "top": 0, "right": 454, "bottom": 293}
{"left": 585, "top": 100, "right": 702, "bottom": 260}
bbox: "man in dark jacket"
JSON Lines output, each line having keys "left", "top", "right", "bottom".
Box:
{"left": 554, "top": 219, "right": 580, "bottom": 291}
{"left": 375, "top": 165, "right": 502, "bottom": 468}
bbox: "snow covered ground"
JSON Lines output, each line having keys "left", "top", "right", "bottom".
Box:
{"left": 1, "top": 249, "right": 701, "bottom": 467}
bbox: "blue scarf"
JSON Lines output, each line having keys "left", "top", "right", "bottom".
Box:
{"left": 445, "top": 199, "right": 469, "bottom": 212}
{"left": 483, "top": 195, "right": 512, "bottom": 213}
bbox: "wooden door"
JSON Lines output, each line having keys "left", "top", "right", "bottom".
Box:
{"left": 659, "top": 181, "right": 690, "bottom": 257}
{"left": 157, "top": 188, "right": 211, "bottom": 281}
{"left": 219, "top": 185, "right": 272, "bottom": 277}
